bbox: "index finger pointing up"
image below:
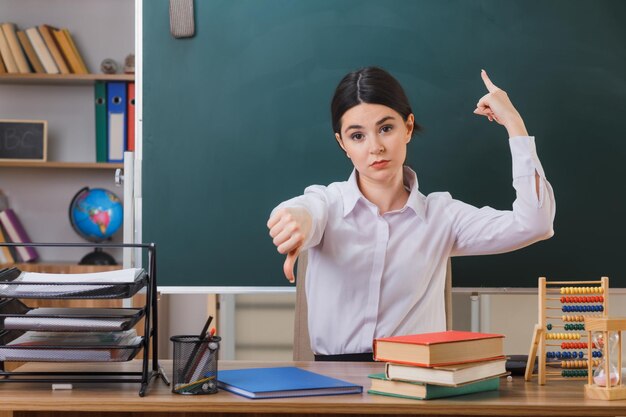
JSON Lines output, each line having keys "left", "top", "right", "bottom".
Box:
{"left": 481, "top": 69, "right": 499, "bottom": 93}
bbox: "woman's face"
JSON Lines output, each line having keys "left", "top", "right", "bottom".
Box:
{"left": 335, "top": 103, "right": 414, "bottom": 183}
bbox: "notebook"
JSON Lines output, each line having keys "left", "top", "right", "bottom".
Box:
{"left": 215, "top": 366, "right": 363, "bottom": 399}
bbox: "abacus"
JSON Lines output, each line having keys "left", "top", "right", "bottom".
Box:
{"left": 525, "top": 276, "right": 609, "bottom": 385}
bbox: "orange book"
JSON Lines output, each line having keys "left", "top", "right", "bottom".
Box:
{"left": 37, "top": 24, "right": 69, "bottom": 74}
{"left": 52, "top": 28, "right": 83, "bottom": 74}
{"left": 373, "top": 330, "right": 505, "bottom": 367}
{"left": 62, "top": 28, "right": 88, "bottom": 74}
{"left": 127, "top": 82, "right": 135, "bottom": 151}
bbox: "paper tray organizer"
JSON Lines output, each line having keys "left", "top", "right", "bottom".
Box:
{"left": 0, "top": 268, "right": 147, "bottom": 299}
{"left": 0, "top": 329, "right": 143, "bottom": 362}
{"left": 0, "top": 242, "right": 169, "bottom": 396}
{"left": 0, "top": 299, "right": 145, "bottom": 332}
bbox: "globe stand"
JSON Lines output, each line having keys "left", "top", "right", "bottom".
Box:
{"left": 79, "top": 247, "right": 117, "bottom": 265}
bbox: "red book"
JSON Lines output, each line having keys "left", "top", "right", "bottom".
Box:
{"left": 0, "top": 209, "right": 39, "bottom": 262}
{"left": 373, "top": 330, "right": 505, "bottom": 367}
{"left": 127, "top": 82, "right": 135, "bottom": 151}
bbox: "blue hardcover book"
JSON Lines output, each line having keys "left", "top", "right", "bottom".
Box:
{"left": 106, "top": 81, "right": 127, "bottom": 162}
{"left": 215, "top": 366, "right": 363, "bottom": 399}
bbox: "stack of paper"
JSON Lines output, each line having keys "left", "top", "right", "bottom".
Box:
{"left": 0, "top": 268, "right": 143, "bottom": 297}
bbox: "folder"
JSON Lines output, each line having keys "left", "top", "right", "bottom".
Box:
{"left": 107, "top": 82, "right": 127, "bottom": 162}
{"left": 127, "top": 82, "right": 135, "bottom": 152}
{"left": 95, "top": 81, "right": 108, "bottom": 162}
{"left": 216, "top": 367, "right": 363, "bottom": 399}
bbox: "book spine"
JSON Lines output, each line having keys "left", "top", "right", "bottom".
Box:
{"left": 0, "top": 209, "right": 39, "bottom": 262}
{"left": 62, "top": 28, "right": 88, "bottom": 74}
{"left": 25, "top": 27, "right": 58, "bottom": 74}
{"left": 52, "top": 29, "right": 82, "bottom": 74}
{"left": 0, "top": 225, "right": 16, "bottom": 264}
{"left": 0, "top": 26, "right": 18, "bottom": 73}
{"left": 38, "top": 24, "right": 69, "bottom": 74}
{"left": 1, "top": 23, "right": 30, "bottom": 73}
{"left": 16, "top": 30, "right": 45, "bottom": 74}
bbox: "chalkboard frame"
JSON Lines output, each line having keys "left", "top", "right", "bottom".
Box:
{"left": 0, "top": 119, "right": 48, "bottom": 162}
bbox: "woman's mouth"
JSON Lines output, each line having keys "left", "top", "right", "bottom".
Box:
{"left": 371, "top": 160, "right": 390, "bottom": 169}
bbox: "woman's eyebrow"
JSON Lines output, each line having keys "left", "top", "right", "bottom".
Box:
{"left": 344, "top": 124, "right": 363, "bottom": 133}
{"left": 344, "top": 116, "right": 396, "bottom": 133}
{"left": 376, "top": 116, "right": 396, "bottom": 125}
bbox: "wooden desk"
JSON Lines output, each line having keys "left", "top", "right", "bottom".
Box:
{"left": 0, "top": 360, "right": 625, "bottom": 417}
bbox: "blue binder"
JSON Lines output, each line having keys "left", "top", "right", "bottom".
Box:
{"left": 106, "top": 82, "right": 127, "bottom": 162}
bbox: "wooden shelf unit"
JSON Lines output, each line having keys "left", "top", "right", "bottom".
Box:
{"left": 0, "top": 73, "right": 134, "bottom": 85}
{"left": 0, "top": 161, "right": 123, "bottom": 169}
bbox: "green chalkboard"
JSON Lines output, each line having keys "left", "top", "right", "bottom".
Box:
{"left": 143, "top": 0, "right": 626, "bottom": 287}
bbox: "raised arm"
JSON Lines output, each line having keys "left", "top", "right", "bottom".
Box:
{"left": 450, "top": 71, "right": 555, "bottom": 256}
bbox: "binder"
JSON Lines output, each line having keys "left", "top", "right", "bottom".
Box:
{"left": 127, "top": 82, "right": 135, "bottom": 151}
{"left": 107, "top": 82, "right": 127, "bottom": 162}
{"left": 95, "top": 81, "right": 108, "bottom": 162}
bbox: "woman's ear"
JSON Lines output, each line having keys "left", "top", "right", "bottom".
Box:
{"left": 406, "top": 114, "right": 415, "bottom": 143}
{"left": 335, "top": 133, "right": 349, "bottom": 157}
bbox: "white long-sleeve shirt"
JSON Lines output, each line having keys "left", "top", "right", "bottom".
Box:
{"left": 273, "top": 136, "right": 555, "bottom": 355}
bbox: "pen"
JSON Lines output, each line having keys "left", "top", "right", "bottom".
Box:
{"left": 181, "top": 315, "right": 214, "bottom": 383}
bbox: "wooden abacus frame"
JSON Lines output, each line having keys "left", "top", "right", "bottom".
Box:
{"left": 525, "top": 276, "right": 609, "bottom": 385}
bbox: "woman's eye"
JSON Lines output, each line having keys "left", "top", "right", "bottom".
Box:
{"left": 381, "top": 125, "right": 393, "bottom": 133}
{"left": 351, "top": 133, "right": 364, "bottom": 141}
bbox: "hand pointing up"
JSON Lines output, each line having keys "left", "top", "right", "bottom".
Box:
{"left": 473, "top": 70, "right": 528, "bottom": 138}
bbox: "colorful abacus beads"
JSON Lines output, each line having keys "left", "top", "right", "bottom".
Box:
{"left": 562, "top": 315, "right": 589, "bottom": 322}
{"left": 560, "top": 359, "right": 601, "bottom": 369}
{"left": 547, "top": 351, "right": 585, "bottom": 359}
{"left": 561, "top": 342, "right": 595, "bottom": 349}
{"left": 559, "top": 296, "right": 604, "bottom": 303}
{"left": 563, "top": 323, "right": 585, "bottom": 331}
{"left": 560, "top": 286, "right": 603, "bottom": 294}
{"left": 561, "top": 369, "right": 588, "bottom": 377}
{"left": 561, "top": 305, "right": 603, "bottom": 312}
{"left": 546, "top": 332, "right": 581, "bottom": 340}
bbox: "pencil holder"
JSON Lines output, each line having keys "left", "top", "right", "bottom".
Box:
{"left": 170, "top": 334, "right": 220, "bottom": 394}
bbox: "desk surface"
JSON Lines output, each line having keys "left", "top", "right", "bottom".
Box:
{"left": 0, "top": 360, "right": 625, "bottom": 416}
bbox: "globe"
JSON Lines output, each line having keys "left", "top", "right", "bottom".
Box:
{"left": 69, "top": 187, "right": 123, "bottom": 264}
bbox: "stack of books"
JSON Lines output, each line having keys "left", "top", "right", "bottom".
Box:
{"left": 370, "top": 330, "right": 507, "bottom": 400}
{"left": 0, "top": 22, "right": 88, "bottom": 75}
{"left": 0, "top": 208, "right": 38, "bottom": 264}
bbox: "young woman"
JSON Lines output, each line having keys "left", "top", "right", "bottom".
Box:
{"left": 267, "top": 67, "right": 555, "bottom": 361}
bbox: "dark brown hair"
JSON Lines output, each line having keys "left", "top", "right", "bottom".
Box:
{"left": 331, "top": 66, "right": 422, "bottom": 136}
